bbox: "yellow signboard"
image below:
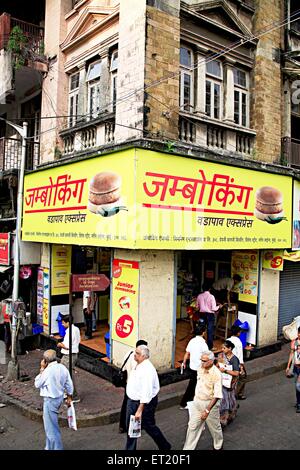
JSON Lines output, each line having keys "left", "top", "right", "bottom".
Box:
{"left": 22, "top": 149, "right": 293, "bottom": 250}
{"left": 111, "top": 259, "right": 139, "bottom": 348}
{"left": 232, "top": 250, "right": 258, "bottom": 304}
{"left": 262, "top": 250, "right": 284, "bottom": 270}
{"left": 136, "top": 150, "right": 293, "bottom": 250}
{"left": 22, "top": 150, "right": 136, "bottom": 248}
{"left": 51, "top": 245, "right": 72, "bottom": 295}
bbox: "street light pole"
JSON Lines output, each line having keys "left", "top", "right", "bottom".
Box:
{"left": 0, "top": 119, "right": 28, "bottom": 380}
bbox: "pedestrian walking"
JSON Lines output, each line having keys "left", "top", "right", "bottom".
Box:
{"left": 286, "top": 326, "right": 300, "bottom": 413}
{"left": 119, "top": 339, "right": 148, "bottom": 433}
{"left": 183, "top": 350, "right": 223, "bottom": 450}
{"left": 125, "top": 344, "right": 171, "bottom": 451}
{"left": 180, "top": 324, "right": 208, "bottom": 409}
{"left": 196, "top": 282, "right": 223, "bottom": 350}
{"left": 217, "top": 340, "right": 240, "bottom": 427}
{"left": 227, "top": 325, "right": 247, "bottom": 400}
{"left": 34, "top": 349, "right": 74, "bottom": 451}
{"left": 57, "top": 315, "right": 81, "bottom": 402}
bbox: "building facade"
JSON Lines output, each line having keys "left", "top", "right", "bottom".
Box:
{"left": 2, "top": 0, "right": 300, "bottom": 374}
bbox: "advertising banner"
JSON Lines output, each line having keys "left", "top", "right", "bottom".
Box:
{"left": 293, "top": 180, "right": 300, "bottom": 250}
{"left": 262, "top": 250, "right": 284, "bottom": 270}
{"left": 22, "top": 149, "right": 293, "bottom": 250}
{"left": 37, "top": 267, "right": 44, "bottom": 326}
{"left": 231, "top": 250, "right": 259, "bottom": 304}
{"left": 51, "top": 245, "right": 72, "bottom": 295}
{"left": 136, "top": 150, "right": 293, "bottom": 250}
{"left": 22, "top": 150, "right": 136, "bottom": 248}
{"left": 0, "top": 233, "right": 10, "bottom": 265}
{"left": 111, "top": 259, "right": 139, "bottom": 348}
{"left": 42, "top": 267, "right": 50, "bottom": 334}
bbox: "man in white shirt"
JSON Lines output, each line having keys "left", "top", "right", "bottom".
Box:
{"left": 83, "top": 290, "right": 97, "bottom": 339}
{"left": 125, "top": 344, "right": 171, "bottom": 451}
{"left": 35, "top": 349, "right": 73, "bottom": 450}
{"left": 212, "top": 274, "right": 242, "bottom": 304}
{"left": 119, "top": 339, "right": 148, "bottom": 433}
{"left": 57, "top": 315, "right": 81, "bottom": 402}
{"left": 227, "top": 325, "right": 247, "bottom": 400}
{"left": 180, "top": 324, "right": 209, "bottom": 409}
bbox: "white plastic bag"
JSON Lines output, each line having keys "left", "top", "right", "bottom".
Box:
{"left": 283, "top": 320, "right": 298, "bottom": 341}
{"left": 67, "top": 402, "right": 77, "bottom": 431}
{"left": 128, "top": 415, "right": 141, "bottom": 438}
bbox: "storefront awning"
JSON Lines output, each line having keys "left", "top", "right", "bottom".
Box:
{"left": 0, "top": 265, "right": 12, "bottom": 273}
{"left": 283, "top": 250, "right": 300, "bottom": 262}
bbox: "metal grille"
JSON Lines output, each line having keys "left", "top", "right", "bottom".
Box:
{"left": 0, "top": 137, "right": 40, "bottom": 171}
{"left": 278, "top": 261, "right": 300, "bottom": 336}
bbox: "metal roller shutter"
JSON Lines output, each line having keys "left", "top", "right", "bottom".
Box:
{"left": 278, "top": 261, "right": 300, "bottom": 336}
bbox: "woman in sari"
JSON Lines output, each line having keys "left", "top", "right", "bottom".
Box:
{"left": 217, "top": 340, "right": 240, "bottom": 427}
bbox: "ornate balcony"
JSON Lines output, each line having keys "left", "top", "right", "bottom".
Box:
{"left": 0, "top": 13, "right": 44, "bottom": 55}
{"left": 60, "top": 117, "right": 115, "bottom": 156}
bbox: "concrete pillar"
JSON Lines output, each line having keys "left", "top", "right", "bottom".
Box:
{"left": 40, "top": 0, "right": 72, "bottom": 163}
{"left": 224, "top": 64, "right": 235, "bottom": 123}
{"left": 195, "top": 52, "right": 206, "bottom": 115}
{"left": 257, "top": 266, "right": 280, "bottom": 347}
{"left": 112, "top": 249, "right": 175, "bottom": 371}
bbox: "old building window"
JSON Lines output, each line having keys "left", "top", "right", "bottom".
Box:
{"left": 180, "top": 47, "right": 194, "bottom": 112}
{"left": 205, "top": 60, "right": 223, "bottom": 120}
{"left": 233, "top": 68, "right": 249, "bottom": 127}
{"left": 68, "top": 71, "right": 79, "bottom": 127}
{"left": 86, "top": 61, "right": 101, "bottom": 119}
{"left": 110, "top": 50, "right": 118, "bottom": 112}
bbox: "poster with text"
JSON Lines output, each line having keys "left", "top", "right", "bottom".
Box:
{"left": 111, "top": 259, "right": 139, "bottom": 348}
{"left": 51, "top": 245, "right": 71, "bottom": 295}
{"left": 262, "top": 250, "right": 284, "bottom": 270}
{"left": 232, "top": 250, "right": 258, "bottom": 304}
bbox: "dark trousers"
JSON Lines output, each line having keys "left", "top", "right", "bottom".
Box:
{"left": 83, "top": 309, "right": 93, "bottom": 338}
{"left": 294, "top": 366, "right": 300, "bottom": 405}
{"left": 119, "top": 389, "right": 128, "bottom": 431}
{"left": 125, "top": 396, "right": 171, "bottom": 451}
{"left": 180, "top": 369, "right": 197, "bottom": 407}
{"left": 203, "top": 312, "right": 215, "bottom": 350}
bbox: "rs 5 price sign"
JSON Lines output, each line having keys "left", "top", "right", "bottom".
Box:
{"left": 111, "top": 259, "right": 139, "bottom": 347}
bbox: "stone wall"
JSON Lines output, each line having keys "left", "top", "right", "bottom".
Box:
{"left": 144, "top": 4, "right": 180, "bottom": 140}
{"left": 251, "top": 0, "right": 284, "bottom": 163}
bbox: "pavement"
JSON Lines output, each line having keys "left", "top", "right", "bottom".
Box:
{"left": 0, "top": 342, "right": 290, "bottom": 428}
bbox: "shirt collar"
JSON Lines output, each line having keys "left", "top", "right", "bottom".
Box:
{"left": 47, "top": 361, "right": 57, "bottom": 368}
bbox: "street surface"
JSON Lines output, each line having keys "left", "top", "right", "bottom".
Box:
{"left": 0, "top": 370, "right": 299, "bottom": 450}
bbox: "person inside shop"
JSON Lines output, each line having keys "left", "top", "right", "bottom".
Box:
{"left": 211, "top": 274, "right": 242, "bottom": 305}
{"left": 83, "top": 290, "right": 97, "bottom": 339}
{"left": 196, "top": 282, "right": 223, "bottom": 351}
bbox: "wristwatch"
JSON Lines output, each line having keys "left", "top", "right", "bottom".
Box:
{"left": 205, "top": 409, "right": 210, "bottom": 414}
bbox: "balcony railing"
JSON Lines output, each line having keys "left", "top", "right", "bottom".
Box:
{"left": 61, "top": 120, "right": 115, "bottom": 155}
{"left": 0, "top": 13, "right": 44, "bottom": 55}
{"left": 0, "top": 137, "right": 40, "bottom": 171}
{"left": 282, "top": 136, "right": 300, "bottom": 167}
{"left": 179, "top": 118, "right": 196, "bottom": 144}
{"left": 207, "top": 125, "right": 225, "bottom": 149}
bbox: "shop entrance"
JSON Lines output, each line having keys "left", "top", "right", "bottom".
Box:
{"left": 175, "top": 250, "right": 257, "bottom": 367}
{"left": 51, "top": 246, "right": 111, "bottom": 361}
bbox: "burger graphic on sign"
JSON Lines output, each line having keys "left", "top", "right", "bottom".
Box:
{"left": 254, "top": 186, "right": 286, "bottom": 224}
{"left": 87, "top": 171, "right": 127, "bottom": 217}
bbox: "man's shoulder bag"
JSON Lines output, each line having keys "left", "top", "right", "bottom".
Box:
{"left": 112, "top": 351, "right": 133, "bottom": 388}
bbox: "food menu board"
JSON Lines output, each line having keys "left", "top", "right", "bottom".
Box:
{"left": 231, "top": 250, "right": 259, "bottom": 304}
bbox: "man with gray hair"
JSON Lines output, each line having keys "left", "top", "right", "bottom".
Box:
{"left": 35, "top": 349, "right": 74, "bottom": 450}
{"left": 183, "top": 350, "right": 223, "bottom": 450}
{"left": 125, "top": 344, "right": 171, "bottom": 450}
